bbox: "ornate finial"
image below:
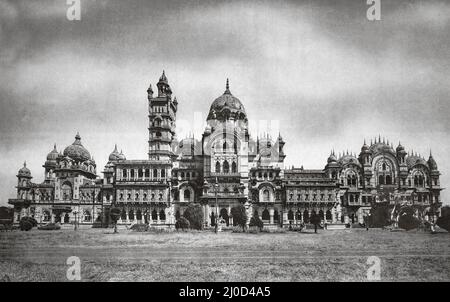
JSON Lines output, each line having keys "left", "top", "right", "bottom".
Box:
{"left": 429, "top": 149, "right": 433, "bottom": 157}
{"left": 53, "top": 143, "right": 57, "bottom": 151}
{"left": 147, "top": 83, "right": 153, "bottom": 94}
{"left": 370, "top": 139, "right": 373, "bottom": 145}
{"left": 23, "top": 161, "right": 26, "bottom": 167}
{"left": 224, "top": 78, "right": 231, "bottom": 94}
{"left": 75, "top": 132, "right": 81, "bottom": 140}
{"left": 364, "top": 138, "right": 366, "bottom": 145}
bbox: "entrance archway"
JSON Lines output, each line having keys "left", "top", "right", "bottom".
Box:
{"left": 220, "top": 208, "right": 229, "bottom": 226}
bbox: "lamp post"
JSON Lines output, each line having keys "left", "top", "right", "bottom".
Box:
{"left": 214, "top": 177, "right": 219, "bottom": 234}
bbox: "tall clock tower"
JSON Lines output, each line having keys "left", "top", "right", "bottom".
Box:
{"left": 147, "top": 71, "right": 178, "bottom": 161}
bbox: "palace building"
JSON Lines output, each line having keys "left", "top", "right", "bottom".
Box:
{"left": 8, "top": 72, "right": 443, "bottom": 228}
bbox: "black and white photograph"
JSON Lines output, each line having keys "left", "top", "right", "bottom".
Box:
{"left": 0, "top": 0, "right": 449, "bottom": 287}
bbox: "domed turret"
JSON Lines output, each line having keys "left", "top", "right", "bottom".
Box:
{"left": 18, "top": 161, "right": 32, "bottom": 178}
{"left": 327, "top": 150, "right": 337, "bottom": 163}
{"left": 428, "top": 151, "right": 438, "bottom": 171}
{"left": 361, "top": 139, "right": 370, "bottom": 152}
{"left": 207, "top": 79, "right": 247, "bottom": 122}
{"left": 46, "top": 144, "right": 59, "bottom": 161}
{"left": 118, "top": 149, "right": 126, "bottom": 160}
{"left": 63, "top": 132, "right": 91, "bottom": 162}
{"left": 396, "top": 141, "right": 406, "bottom": 154}
{"left": 108, "top": 144, "right": 121, "bottom": 162}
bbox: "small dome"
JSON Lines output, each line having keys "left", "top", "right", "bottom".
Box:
{"left": 361, "top": 139, "right": 370, "bottom": 152}
{"left": 396, "top": 142, "right": 406, "bottom": 153}
{"left": 428, "top": 153, "right": 438, "bottom": 170}
{"left": 108, "top": 144, "right": 120, "bottom": 162}
{"left": 207, "top": 79, "right": 247, "bottom": 121}
{"left": 339, "top": 153, "right": 361, "bottom": 167}
{"left": 46, "top": 144, "right": 59, "bottom": 161}
{"left": 18, "top": 161, "right": 31, "bottom": 177}
{"left": 406, "top": 154, "right": 429, "bottom": 169}
{"left": 327, "top": 151, "right": 337, "bottom": 163}
{"left": 118, "top": 150, "right": 126, "bottom": 160}
{"left": 63, "top": 133, "right": 91, "bottom": 162}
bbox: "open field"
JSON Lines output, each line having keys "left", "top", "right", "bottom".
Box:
{"left": 0, "top": 228, "right": 449, "bottom": 281}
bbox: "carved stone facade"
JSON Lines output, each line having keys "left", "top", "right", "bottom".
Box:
{"left": 9, "top": 72, "right": 443, "bottom": 227}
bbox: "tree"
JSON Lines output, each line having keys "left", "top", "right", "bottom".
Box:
{"left": 249, "top": 215, "right": 264, "bottom": 231}
{"left": 368, "top": 202, "right": 391, "bottom": 228}
{"left": 19, "top": 217, "right": 36, "bottom": 231}
{"left": 183, "top": 204, "right": 204, "bottom": 230}
{"left": 310, "top": 213, "right": 322, "bottom": 233}
{"left": 231, "top": 205, "right": 248, "bottom": 231}
{"left": 436, "top": 207, "right": 450, "bottom": 232}
{"left": 175, "top": 217, "right": 190, "bottom": 231}
{"left": 109, "top": 207, "right": 121, "bottom": 233}
{"left": 396, "top": 206, "right": 420, "bottom": 231}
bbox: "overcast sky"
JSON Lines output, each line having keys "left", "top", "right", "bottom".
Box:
{"left": 1, "top": 0, "right": 449, "bottom": 206}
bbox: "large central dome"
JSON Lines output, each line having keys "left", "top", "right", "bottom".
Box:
{"left": 63, "top": 133, "right": 91, "bottom": 162}
{"left": 207, "top": 79, "right": 247, "bottom": 122}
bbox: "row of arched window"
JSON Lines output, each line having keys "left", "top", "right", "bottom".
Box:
{"left": 118, "top": 191, "right": 164, "bottom": 201}
{"left": 215, "top": 160, "right": 237, "bottom": 173}
{"left": 121, "top": 168, "right": 167, "bottom": 180}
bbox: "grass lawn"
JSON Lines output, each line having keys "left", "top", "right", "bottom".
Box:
{"left": 0, "top": 227, "right": 449, "bottom": 281}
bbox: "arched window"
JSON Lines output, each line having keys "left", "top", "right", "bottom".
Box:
{"left": 151, "top": 209, "right": 157, "bottom": 220}
{"left": 382, "top": 163, "right": 386, "bottom": 171}
{"left": 263, "top": 189, "right": 270, "bottom": 202}
{"left": 288, "top": 210, "right": 294, "bottom": 220}
{"left": 61, "top": 182, "right": 72, "bottom": 201}
{"left": 419, "top": 175, "right": 424, "bottom": 186}
{"left": 159, "top": 210, "right": 166, "bottom": 221}
{"left": 159, "top": 193, "right": 163, "bottom": 200}
{"left": 303, "top": 210, "right": 310, "bottom": 223}
{"left": 262, "top": 209, "right": 270, "bottom": 220}
{"left": 232, "top": 162, "right": 237, "bottom": 173}
{"left": 215, "top": 161, "right": 220, "bottom": 173}
{"left": 379, "top": 175, "right": 385, "bottom": 185}
{"left": 223, "top": 161, "right": 229, "bottom": 173}
{"left": 352, "top": 175, "right": 357, "bottom": 186}
{"left": 326, "top": 210, "right": 332, "bottom": 220}
{"left": 135, "top": 193, "right": 139, "bottom": 200}
{"left": 84, "top": 210, "right": 91, "bottom": 222}
{"left": 184, "top": 189, "right": 191, "bottom": 201}
{"left": 161, "top": 169, "right": 165, "bottom": 178}
{"left": 274, "top": 210, "right": 279, "bottom": 222}
{"left": 386, "top": 175, "right": 392, "bottom": 185}
{"left": 153, "top": 169, "right": 158, "bottom": 178}
{"left": 223, "top": 142, "right": 227, "bottom": 150}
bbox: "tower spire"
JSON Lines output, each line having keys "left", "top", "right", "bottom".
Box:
{"left": 224, "top": 78, "right": 231, "bottom": 94}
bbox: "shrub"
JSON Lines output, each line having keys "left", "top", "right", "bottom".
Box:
{"left": 19, "top": 217, "right": 37, "bottom": 231}
{"left": 130, "top": 223, "right": 149, "bottom": 232}
{"left": 369, "top": 202, "right": 391, "bottom": 228}
{"left": 183, "top": 204, "right": 204, "bottom": 230}
{"left": 398, "top": 214, "right": 420, "bottom": 231}
{"left": 110, "top": 207, "right": 122, "bottom": 233}
{"left": 92, "top": 220, "right": 107, "bottom": 228}
{"left": 38, "top": 223, "right": 61, "bottom": 230}
{"left": 249, "top": 215, "right": 264, "bottom": 231}
{"left": 436, "top": 215, "right": 450, "bottom": 232}
{"left": 231, "top": 205, "right": 248, "bottom": 231}
{"left": 175, "top": 217, "right": 190, "bottom": 231}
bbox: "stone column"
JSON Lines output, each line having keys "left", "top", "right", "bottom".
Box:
{"left": 140, "top": 211, "right": 145, "bottom": 224}
{"left": 331, "top": 207, "right": 336, "bottom": 223}
{"left": 282, "top": 211, "right": 288, "bottom": 227}
{"left": 133, "top": 210, "right": 137, "bottom": 223}
{"left": 156, "top": 211, "right": 160, "bottom": 224}
{"left": 125, "top": 210, "right": 130, "bottom": 224}
{"left": 269, "top": 208, "right": 274, "bottom": 225}
{"left": 205, "top": 204, "right": 210, "bottom": 227}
